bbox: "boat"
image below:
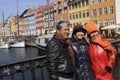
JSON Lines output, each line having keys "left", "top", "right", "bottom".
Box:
{"left": 0, "top": 38, "right": 10, "bottom": 49}
{"left": 10, "top": 41, "right": 26, "bottom": 48}
{"left": 35, "top": 31, "right": 72, "bottom": 49}
{"left": 35, "top": 34, "right": 53, "bottom": 49}
{"left": 0, "top": 43, "right": 10, "bottom": 49}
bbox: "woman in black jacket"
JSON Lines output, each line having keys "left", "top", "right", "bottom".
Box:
{"left": 70, "top": 25, "right": 94, "bottom": 80}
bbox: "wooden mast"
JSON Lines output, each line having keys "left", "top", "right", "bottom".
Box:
{"left": 17, "top": 0, "right": 19, "bottom": 37}
{"left": 2, "top": 11, "right": 5, "bottom": 37}
{"left": 47, "top": 0, "right": 50, "bottom": 34}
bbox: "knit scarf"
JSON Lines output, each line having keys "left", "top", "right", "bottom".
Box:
{"left": 91, "top": 35, "right": 116, "bottom": 59}
{"left": 55, "top": 33, "right": 75, "bottom": 61}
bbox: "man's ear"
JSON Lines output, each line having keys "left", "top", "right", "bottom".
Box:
{"left": 56, "top": 30, "right": 60, "bottom": 33}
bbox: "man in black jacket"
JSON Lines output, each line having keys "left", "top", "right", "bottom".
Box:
{"left": 46, "top": 21, "right": 75, "bottom": 80}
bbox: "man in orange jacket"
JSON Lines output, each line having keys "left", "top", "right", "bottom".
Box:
{"left": 85, "top": 22, "right": 116, "bottom": 80}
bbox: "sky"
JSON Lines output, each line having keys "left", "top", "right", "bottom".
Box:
{"left": 0, "top": 0, "right": 54, "bottom": 21}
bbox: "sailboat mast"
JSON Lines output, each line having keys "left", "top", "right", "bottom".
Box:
{"left": 17, "top": 0, "right": 19, "bottom": 37}
{"left": 2, "top": 11, "right": 5, "bottom": 37}
{"left": 47, "top": 0, "right": 50, "bottom": 34}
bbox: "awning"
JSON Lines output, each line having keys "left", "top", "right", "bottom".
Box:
{"left": 101, "top": 24, "right": 120, "bottom": 30}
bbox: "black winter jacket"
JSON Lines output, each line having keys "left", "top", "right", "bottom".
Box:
{"left": 46, "top": 35, "right": 75, "bottom": 80}
{"left": 71, "top": 37, "right": 95, "bottom": 80}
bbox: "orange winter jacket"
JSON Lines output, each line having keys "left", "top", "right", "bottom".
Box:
{"left": 89, "top": 37, "right": 116, "bottom": 80}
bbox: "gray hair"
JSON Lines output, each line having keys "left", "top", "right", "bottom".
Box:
{"left": 56, "top": 21, "right": 70, "bottom": 30}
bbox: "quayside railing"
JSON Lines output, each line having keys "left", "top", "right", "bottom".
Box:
{"left": 0, "top": 40, "right": 120, "bottom": 80}
{"left": 0, "top": 55, "right": 49, "bottom": 80}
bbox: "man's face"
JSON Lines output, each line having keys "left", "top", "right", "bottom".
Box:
{"left": 58, "top": 26, "right": 70, "bottom": 39}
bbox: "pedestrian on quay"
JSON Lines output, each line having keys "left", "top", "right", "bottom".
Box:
{"left": 85, "top": 22, "right": 116, "bottom": 80}
{"left": 46, "top": 20, "right": 75, "bottom": 80}
{"left": 70, "top": 24, "right": 95, "bottom": 80}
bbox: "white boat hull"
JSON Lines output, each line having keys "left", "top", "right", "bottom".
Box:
{"left": 36, "top": 34, "right": 53, "bottom": 47}
{"left": 0, "top": 43, "right": 10, "bottom": 49}
{"left": 10, "top": 41, "right": 26, "bottom": 48}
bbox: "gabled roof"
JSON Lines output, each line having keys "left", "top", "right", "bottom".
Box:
{"left": 19, "top": 8, "right": 30, "bottom": 18}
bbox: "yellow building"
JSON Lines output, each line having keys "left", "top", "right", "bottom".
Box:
{"left": 89, "top": 0, "right": 116, "bottom": 27}
{"left": 6, "top": 16, "right": 19, "bottom": 37}
{"left": 68, "top": 0, "right": 90, "bottom": 28}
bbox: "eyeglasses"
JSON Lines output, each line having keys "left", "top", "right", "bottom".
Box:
{"left": 77, "top": 34, "right": 85, "bottom": 37}
{"left": 90, "top": 32, "right": 99, "bottom": 39}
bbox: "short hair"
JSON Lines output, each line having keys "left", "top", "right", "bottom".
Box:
{"left": 56, "top": 20, "right": 70, "bottom": 30}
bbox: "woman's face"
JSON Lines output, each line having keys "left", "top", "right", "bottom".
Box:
{"left": 90, "top": 31, "right": 99, "bottom": 40}
{"left": 75, "top": 32, "right": 85, "bottom": 40}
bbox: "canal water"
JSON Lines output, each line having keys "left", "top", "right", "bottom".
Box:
{"left": 0, "top": 47, "right": 45, "bottom": 65}
{"left": 0, "top": 47, "right": 49, "bottom": 80}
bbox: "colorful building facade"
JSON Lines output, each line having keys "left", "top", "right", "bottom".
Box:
{"left": 36, "top": 6, "right": 44, "bottom": 36}
{"left": 68, "top": 0, "right": 90, "bottom": 28}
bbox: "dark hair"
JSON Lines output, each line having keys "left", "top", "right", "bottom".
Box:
{"left": 72, "top": 25, "right": 86, "bottom": 37}
{"left": 56, "top": 20, "right": 70, "bottom": 30}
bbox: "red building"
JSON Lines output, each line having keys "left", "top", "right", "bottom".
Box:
{"left": 54, "top": 0, "right": 68, "bottom": 25}
{"left": 35, "top": 6, "right": 45, "bottom": 36}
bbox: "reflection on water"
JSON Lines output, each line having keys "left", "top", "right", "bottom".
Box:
{"left": 0, "top": 47, "right": 45, "bottom": 65}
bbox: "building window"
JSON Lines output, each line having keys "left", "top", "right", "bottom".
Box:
{"left": 93, "top": 20, "right": 97, "bottom": 25}
{"left": 104, "top": 19, "right": 108, "bottom": 26}
{"left": 86, "top": 0, "right": 89, "bottom": 6}
{"left": 79, "top": 22, "right": 82, "bottom": 25}
{"left": 104, "top": 0, "right": 107, "bottom": 2}
{"left": 98, "top": 0, "right": 102, "bottom": 3}
{"left": 73, "top": 13, "right": 75, "bottom": 19}
{"left": 58, "top": 9, "right": 62, "bottom": 14}
{"left": 54, "top": 11, "right": 56, "bottom": 15}
{"left": 98, "top": 8, "right": 102, "bottom": 16}
{"left": 76, "top": 12, "right": 78, "bottom": 19}
{"left": 91, "top": 0, "right": 96, "bottom": 5}
{"left": 82, "top": 0, "right": 84, "bottom": 7}
{"left": 79, "top": 11, "right": 82, "bottom": 18}
{"left": 82, "top": 10, "right": 85, "bottom": 18}
{"left": 78, "top": 2, "right": 81, "bottom": 8}
{"left": 110, "top": 6, "right": 114, "bottom": 14}
{"left": 86, "top": 10, "right": 89, "bottom": 17}
{"left": 50, "top": 13, "right": 53, "bottom": 18}
{"left": 69, "top": 5, "right": 71, "bottom": 10}
{"left": 99, "top": 20, "right": 102, "bottom": 26}
{"left": 92, "top": 9, "right": 97, "bottom": 17}
{"left": 110, "top": 18, "right": 114, "bottom": 25}
{"left": 51, "top": 21, "right": 54, "bottom": 26}
{"left": 104, "top": 7, "right": 108, "bottom": 15}
{"left": 69, "top": 14, "right": 72, "bottom": 20}
{"left": 75, "top": 2, "right": 77, "bottom": 8}
{"left": 73, "top": 23, "right": 75, "bottom": 26}
{"left": 72, "top": 4, "right": 74, "bottom": 9}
